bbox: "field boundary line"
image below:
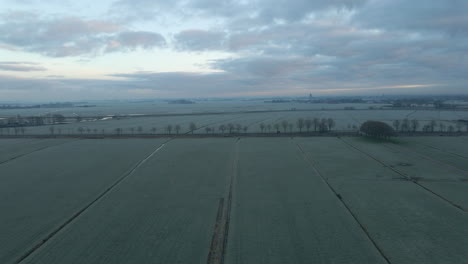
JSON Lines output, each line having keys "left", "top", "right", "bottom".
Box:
{"left": 416, "top": 142, "right": 468, "bottom": 160}
{"left": 295, "top": 141, "right": 392, "bottom": 264}
{"left": 339, "top": 138, "right": 468, "bottom": 212}
{"left": 384, "top": 143, "right": 468, "bottom": 178}
{"left": 206, "top": 138, "right": 239, "bottom": 264}
{"left": 14, "top": 138, "right": 172, "bottom": 264}
{"left": 0, "top": 139, "right": 79, "bottom": 167}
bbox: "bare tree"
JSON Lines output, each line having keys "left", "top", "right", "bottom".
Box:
{"left": 410, "top": 119, "right": 419, "bottom": 133}
{"left": 115, "top": 128, "right": 122, "bottom": 135}
{"left": 327, "top": 118, "right": 335, "bottom": 131}
{"left": 93, "top": 128, "right": 97, "bottom": 134}
{"left": 422, "top": 124, "right": 431, "bottom": 132}
{"left": 137, "top": 126, "right": 143, "bottom": 134}
{"left": 274, "top": 123, "right": 280, "bottom": 132}
{"left": 101, "top": 128, "right": 106, "bottom": 135}
{"left": 175, "top": 124, "right": 181, "bottom": 134}
{"left": 392, "top": 120, "right": 401, "bottom": 131}
{"left": 130, "top": 127, "right": 135, "bottom": 135}
{"left": 260, "top": 123, "right": 265, "bottom": 133}
{"left": 49, "top": 126, "right": 55, "bottom": 135}
{"left": 319, "top": 118, "right": 328, "bottom": 132}
{"left": 243, "top": 126, "right": 248, "bottom": 133}
{"left": 429, "top": 120, "right": 437, "bottom": 133}
{"left": 236, "top": 124, "right": 242, "bottom": 132}
{"left": 228, "top": 123, "right": 235, "bottom": 133}
{"left": 205, "top": 127, "right": 211, "bottom": 134}
{"left": 313, "top": 118, "right": 320, "bottom": 132}
{"left": 439, "top": 123, "right": 445, "bottom": 132}
{"left": 456, "top": 122, "right": 462, "bottom": 132}
{"left": 219, "top": 124, "right": 226, "bottom": 133}
{"left": 87, "top": 128, "right": 91, "bottom": 134}
{"left": 78, "top": 127, "right": 84, "bottom": 134}
{"left": 305, "top": 119, "right": 312, "bottom": 132}
{"left": 189, "top": 122, "right": 197, "bottom": 134}
{"left": 166, "top": 124, "right": 173, "bottom": 134}
{"left": 288, "top": 123, "right": 293, "bottom": 132}
{"left": 297, "top": 118, "right": 304, "bottom": 132}
{"left": 151, "top": 127, "right": 157, "bottom": 134}
{"left": 266, "top": 124, "right": 272, "bottom": 133}
{"left": 401, "top": 118, "right": 410, "bottom": 132}
{"left": 448, "top": 125, "right": 455, "bottom": 134}
{"left": 281, "top": 120, "right": 289, "bottom": 132}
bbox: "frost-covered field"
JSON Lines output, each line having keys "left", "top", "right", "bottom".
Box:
{"left": 2, "top": 108, "right": 466, "bottom": 135}
{"left": 1, "top": 136, "right": 468, "bottom": 264}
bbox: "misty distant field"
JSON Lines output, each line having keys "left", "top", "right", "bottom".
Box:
{"left": 1, "top": 136, "right": 468, "bottom": 264}
{"left": 1, "top": 101, "right": 466, "bottom": 135}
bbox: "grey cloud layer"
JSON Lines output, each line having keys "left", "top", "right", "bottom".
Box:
{"left": 0, "top": 61, "right": 46, "bottom": 72}
{"left": 1, "top": 0, "right": 467, "bottom": 97}
{"left": 0, "top": 12, "right": 166, "bottom": 57}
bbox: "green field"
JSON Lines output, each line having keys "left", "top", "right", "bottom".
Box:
{"left": 1, "top": 136, "right": 468, "bottom": 264}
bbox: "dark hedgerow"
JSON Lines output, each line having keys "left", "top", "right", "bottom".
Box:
{"left": 360, "top": 121, "right": 395, "bottom": 138}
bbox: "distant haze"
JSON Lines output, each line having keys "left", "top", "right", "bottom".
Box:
{"left": 0, "top": 0, "right": 467, "bottom": 100}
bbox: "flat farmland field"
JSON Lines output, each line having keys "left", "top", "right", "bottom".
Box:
{"left": 1, "top": 136, "right": 468, "bottom": 264}
{"left": 0, "top": 138, "right": 167, "bottom": 264}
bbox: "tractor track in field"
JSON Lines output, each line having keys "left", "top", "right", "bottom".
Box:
{"left": 339, "top": 138, "right": 468, "bottom": 212}
{"left": 207, "top": 138, "right": 239, "bottom": 264}
{"left": 0, "top": 139, "right": 80, "bottom": 167}
{"left": 295, "top": 141, "right": 392, "bottom": 264}
{"left": 14, "top": 139, "right": 172, "bottom": 264}
{"left": 383, "top": 143, "right": 468, "bottom": 179}
{"left": 413, "top": 141, "right": 468, "bottom": 160}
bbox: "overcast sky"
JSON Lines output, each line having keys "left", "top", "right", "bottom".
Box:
{"left": 0, "top": 0, "right": 467, "bottom": 101}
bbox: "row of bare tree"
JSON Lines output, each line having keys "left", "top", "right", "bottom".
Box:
{"left": 393, "top": 119, "right": 468, "bottom": 133}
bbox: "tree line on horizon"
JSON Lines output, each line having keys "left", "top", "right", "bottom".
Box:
{"left": 1, "top": 115, "right": 468, "bottom": 136}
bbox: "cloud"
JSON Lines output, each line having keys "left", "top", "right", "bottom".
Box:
{"left": 0, "top": 44, "right": 17, "bottom": 51}
{"left": 114, "top": 31, "right": 166, "bottom": 49}
{"left": 0, "top": 61, "right": 46, "bottom": 71}
{"left": 1, "top": 0, "right": 467, "bottom": 99}
{"left": 174, "top": 30, "right": 226, "bottom": 51}
{"left": 213, "top": 56, "right": 315, "bottom": 77}
{"left": 254, "top": 0, "right": 366, "bottom": 23}
{"left": 353, "top": 0, "right": 468, "bottom": 35}
{"left": 0, "top": 12, "right": 166, "bottom": 57}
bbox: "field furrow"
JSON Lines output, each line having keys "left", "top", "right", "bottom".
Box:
{"left": 22, "top": 138, "right": 236, "bottom": 264}
{"left": 343, "top": 137, "right": 468, "bottom": 210}
{"left": 0, "top": 138, "right": 74, "bottom": 164}
{"left": 0, "top": 139, "right": 166, "bottom": 264}
{"left": 296, "top": 137, "right": 468, "bottom": 264}
{"left": 226, "top": 138, "right": 387, "bottom": 264}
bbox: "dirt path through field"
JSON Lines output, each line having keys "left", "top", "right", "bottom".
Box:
{"left": 207, "top": 138, "right": 239, "bottom": 264}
